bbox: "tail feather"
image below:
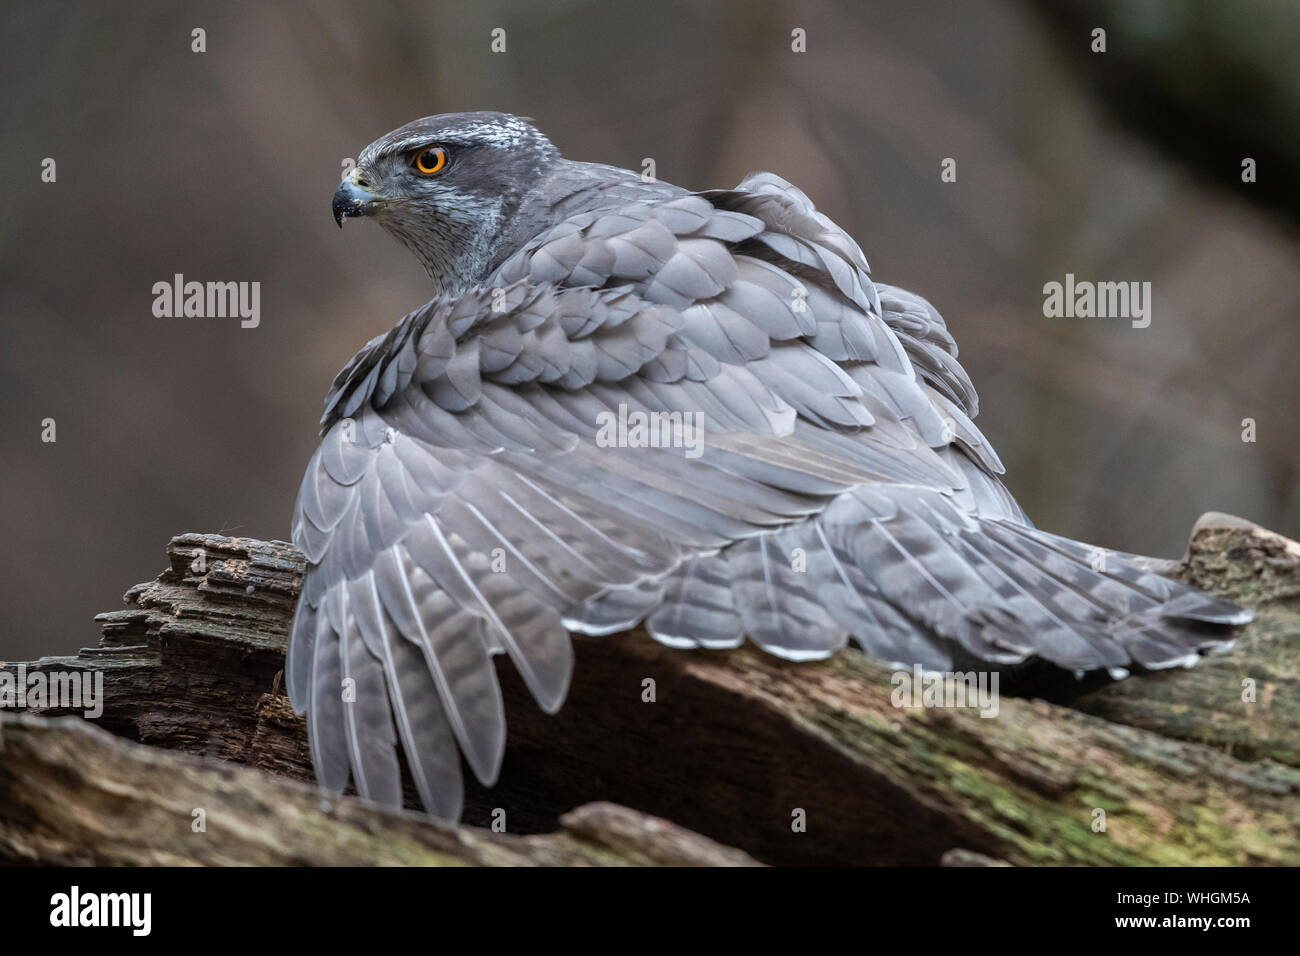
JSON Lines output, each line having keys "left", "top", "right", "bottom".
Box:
{"left": 646, "top": 555, "right": 745, "bottom": 649}
{"left": 727, "top": 530, "right": 849, "bottom": 660}
{"left": 950, "top": 528, "right": 1130, "bottom": 672}
{"left": 997, "top": 521, "right": 1250, "bottom": 625}
{"left": 565, "top": 578, "right": 666, "bottom": 636}
{"left": 632, "top": 487, "right": 1247, "bottom": 675}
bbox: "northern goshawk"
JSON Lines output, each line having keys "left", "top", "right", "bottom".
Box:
{"left": 290, "top": 111, "right": 1248, "bottom": 819}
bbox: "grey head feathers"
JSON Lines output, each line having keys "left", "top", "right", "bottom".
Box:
{"left": 341, "top": 112, "right": 562, "bottom": 294}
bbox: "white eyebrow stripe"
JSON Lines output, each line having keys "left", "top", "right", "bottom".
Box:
{"left": 360, "top": 120, "right": 541, "bottom": 165}
{"left": 363, "top": 134, "right": 443, "bottom": 163}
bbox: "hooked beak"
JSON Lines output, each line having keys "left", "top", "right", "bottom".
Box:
{"left": 332, "top": 174, "right": 381, "bottom": 228}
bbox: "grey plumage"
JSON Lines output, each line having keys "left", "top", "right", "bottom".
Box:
{"left": 293, "top": 112, "right": 1249, "bottom": 816}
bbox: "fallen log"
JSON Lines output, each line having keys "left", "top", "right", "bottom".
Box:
{"left": 1069, "top": 515, "right": 1300, "bottom": 767}
{"left": 3, "top": 515, "right": 1297, "bottom": 865}
{"left": 0, "top": 714, "right": 757, "bottom": 866}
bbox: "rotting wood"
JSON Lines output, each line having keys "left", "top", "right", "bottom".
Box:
{"left": 4, "top": 515, "right": 1297, "bottom": 865}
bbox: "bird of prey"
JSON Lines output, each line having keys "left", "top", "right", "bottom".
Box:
{"left": 290, "top": 111, "right": 1249, "bottom": 820}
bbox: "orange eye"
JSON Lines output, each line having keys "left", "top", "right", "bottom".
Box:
{"left": 413, "top": 147, "right": 447, "bottom": 175}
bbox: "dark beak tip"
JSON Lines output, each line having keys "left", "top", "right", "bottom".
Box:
{"left": 333, "top": 179, "right": 374, "bottom": 229}
{"left": 331, "top": 189, "right": 349, "bottom": 229}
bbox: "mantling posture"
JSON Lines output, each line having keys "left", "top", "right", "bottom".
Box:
{"left": 293, "top": 112, "right": 1248, "bottom": 819}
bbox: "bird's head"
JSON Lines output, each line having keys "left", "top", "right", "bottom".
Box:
{"left": 333, "top": 111, "right": 560, "bottom": 293}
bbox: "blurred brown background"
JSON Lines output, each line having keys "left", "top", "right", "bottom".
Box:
{"left": 3, "top": 0, "right": 1297, "bottom": 660}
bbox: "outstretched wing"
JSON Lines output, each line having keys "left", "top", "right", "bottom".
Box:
{"left": 289, "top": 175, "right": 1247, "bottom": 819}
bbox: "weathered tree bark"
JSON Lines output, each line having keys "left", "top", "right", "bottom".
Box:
{"left": 1069, "top": 515, "right": 1300, "bottom": 768}
{"left": 0, "top": 714, "right": 757, "bottom": 866}
{"left": 3, "top": 515, "right": 1297, "bottom": 866}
